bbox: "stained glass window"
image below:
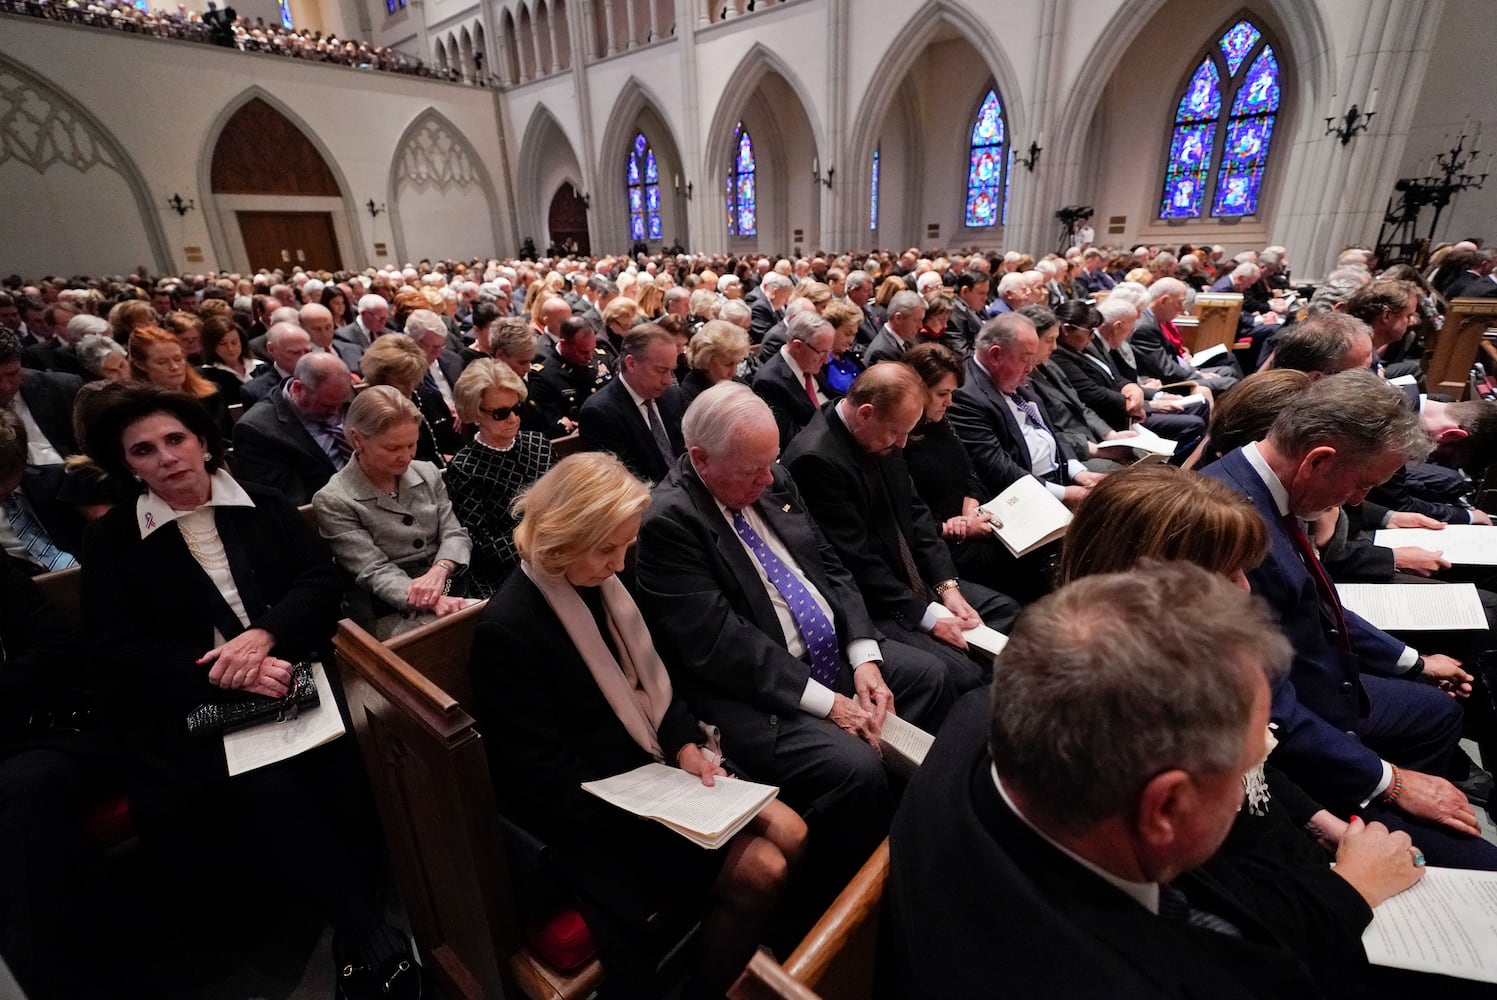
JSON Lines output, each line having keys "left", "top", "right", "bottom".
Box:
{"left": 626, "top": 133, "right": 662, "bottom": 242}
{"left": 133, "top": 0, "right": 148, "bottom": 9}
{"left": 964, "top": 89, "right": 1006, "bottom": 228}
{"left": 727, "top": 123, "right": 757, "bottom": 238}
{"left": 1158, "top": 18, "right": 1281, "bottom": 220}
{"left": 279, "top": 0, "right": 294, "bottom": 29}
{"left": 870, "top": 148, "right": 880, "bottom": 232}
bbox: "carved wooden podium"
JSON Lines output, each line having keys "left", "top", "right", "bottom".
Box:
{"left": 1424, "top": 298, "right": 1497, "bottom": 399}
{"left": 1176, "top": 292, "right": 1244, "bottom": 354}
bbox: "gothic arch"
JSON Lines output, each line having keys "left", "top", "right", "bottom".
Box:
{"left": 702, "top": 42, "right": 825, "bottom": 199}
{"left": 0, "top": 52, "right": 170, "bottom": 271}
{"left": 596, "top": 77, "right": 687, "bottom": 249}
{"left": 197, "top": 86, "right": 362, "bottom": 271}
{"left": 500, "top": 8, "right": 521, "bottom": 84}
{"left": 388, "top": 108, "right": 504, "bottom": 261}
{"left": 845, "top": 0, "right": 1025, "bottom": 247}
{"left": 517, "top": 104, "right": 587, "bottom": 250}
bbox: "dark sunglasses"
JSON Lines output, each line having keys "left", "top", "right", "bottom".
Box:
{"left": 479, "top": 404, "right": 521, "bottom": 421}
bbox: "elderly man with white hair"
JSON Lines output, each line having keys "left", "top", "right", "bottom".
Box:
{"left": 300, "top": 301, "right": 363, "bottom": 371}
{"left": 747, "top": 272, "right": 794, "bottom": 342}
{"left": 336, "top": 294, "right": 390, "bottom": 355}
{"left": 242, "top": 322, "right": 314, "bottom": 405}
{"left": 865, "top": 291, "right": 926, "bottom": 365}
{"left": 1130, "top": 278, "right": 1240, "bottom": 391}
{"left": 986, "top": 271, "right": 1034, "bottom": 317}
{"left": 753, "top": 310, "right": 837, "bottom": 447}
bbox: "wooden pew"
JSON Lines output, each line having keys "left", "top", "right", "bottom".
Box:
{"left": 551, "top": 432, "right": 583, "bottom": 459}
{"left": 1425, "top": 297, "right": 1497, "bottom": 398}
{"left": 34, "top": 565, "right": 82, "bottom": 627}
{"left": 1179, "top": 291, "right": 1243, "bottom": 355}
{"left": 730, "top": 840, "right": 891, "bottom": 1000}
{"left": 333, "top": 606, "right": 606, "bottom": 1000}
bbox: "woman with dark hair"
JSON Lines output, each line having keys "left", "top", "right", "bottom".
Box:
{"left": 197, "top": 312, "right": 264, "bottom": 397}
{"left": 320, "top": 284, "right": 352, "bottom": 327}
{"left": 78, "top": 384, "right": 412, "bottom": 990}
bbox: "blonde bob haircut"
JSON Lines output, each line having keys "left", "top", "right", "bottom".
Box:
{"left": 346, "top": 384, "right": 422, "bottom": 440}
{"left": 685, "top": 320, "right": 750, "bottom": 371}
{"left": 453, "top": 357, "right": 528, "bottom": 423}
{"left": 1056, "top": 465, "right": 1268, "bottom": 585}
{"left": 360, "top": 334, "right": 428, "bottom": 389}
{"left": 511, "top": 453, "right": 651, "bottom": 575}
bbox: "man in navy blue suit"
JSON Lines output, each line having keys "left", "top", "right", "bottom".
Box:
{"left": 1204, "top": 368, "right": 1497, "bottom": 868}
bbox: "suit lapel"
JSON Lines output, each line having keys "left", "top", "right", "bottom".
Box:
{"left": 975, "top": 362, "right": 1034, "bottom": 471}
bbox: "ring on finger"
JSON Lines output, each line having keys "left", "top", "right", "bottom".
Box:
{"left": 1410, "top": 849, "right": 1426, "bottom": 867}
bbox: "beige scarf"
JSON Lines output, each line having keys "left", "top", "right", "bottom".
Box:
{"left": 523, "top": 560, "right": 706, "bottom": 763}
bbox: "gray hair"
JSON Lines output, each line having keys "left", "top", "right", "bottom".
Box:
{"left": 715, "top": 274, "right": 741, "bottom": 293}
{"left": 68, "top": 314, "right": 111, "bottom": 340}
{"left": 845, "top": 270, "right": 873, "bottom": 292}
{"left": 1268, "top": 367, "right": 1432, "bottom": 462}
{"left": 1147, "top": 277, "right": 1188, "bottom": 303}
{"left": 761, "top": 273, "right": 793, "bottom": 293}
{"left": 973, "top": 312, "right": 1033, "bottom": 356}
{"left": 76, "top": 332, "right": 126, "bottom": 374}
{"left": 1107, "top": 281, "right": 1150, "bottom": 310}
{"left": 991, "top": 563, "right": 1290, "bottom": 834}
{"left": 1270, "top": 314, "right": 1372, "bottom": 376}
{"left": 357, "top": 294, "right": 389, "bottom": 315}
{"left": 996, "top": 271, "right": 1027, "bottom": 296}
{"left": 1096, "top": 297, "right": 1140, "bottom": 327}
{"left": 682, "top": 381, "right": 776, "bottom": 457}
{"left": 1230, "top": 262, "right": 1262, "bottom": 283}
{"left": 786, "top": 310, "right": 832, "bottom": 345}
{"left": 266, "top": 321, "right": 309, "bottom": 350}
{"left": 292, "top": 351, "right": 350, "bottom": 391}
{"left": 1307, "top": 268, "right": 1372, "bottom": 316}
{"left": 403, "top": 309, "right": 447, "bottom": 341}
{"left": 269, "top": 306, "right": 301, "bottom": 327}
{"left": 490, "top": 317, "right": 535, "bottom": 361}
{"left": 719, "top": 299, "right": 752, "bottom": 328}
{"left": 887, "top": 290, "right": 925, "bottom": 318}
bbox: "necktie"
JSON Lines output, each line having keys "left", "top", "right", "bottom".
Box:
{"left": 2, "top": 493, "right": 76, "bottom": 572}
{"left": 1282, "top": 513, "right": 1351, "bottom": 649}
{"left": 645, "top": 401, "right": 674, "bottom": 461}
{"left": 729, "top": 509, "right": 842, "bottom": 689}
{"left": 863, "top": 456, "right": 932, "bottom": 601}
{"left": 420, "top": 370, "right": 440, "bottom": 396}
{"left": 325, "top": 419, "right": 353, "bottom": 468}
{"left": 1008, "top": 392, "right": 1047, "bottom": 431}
{"left": 803, "top": 372, "right": 819, "bottom": 408}
{"left": 1158, "top": 884, "right": 1242, "bottom": 938}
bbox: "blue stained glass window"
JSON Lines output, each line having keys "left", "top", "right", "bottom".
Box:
{"left": 626, "top": 132, "right": 661, "bottom": 243}
{"left": 279, "top": 0, "right": 293, "bottom": 29}
{"left": 727, "top": 124, "right": 757, "bottom": 238}
{"left": 964, "top": 89, "right": 1006, "bottom": 228}
{"left": 870, "top": 148, "right": 880, "bottom": 232}
{"left": 133, "top": 0, "right": 148, "bottom": 10}
{"left": 1158, "top": 19, "right": 1281, "bottom": 220}
{"left": 1218, "top": 20, "right": 1261, "bottom": 76}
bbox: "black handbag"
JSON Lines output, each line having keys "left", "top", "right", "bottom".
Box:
{"left": 334, "top": 924, "right": 423, "bottom": 1000}
{"left": 184, "top": 660, "right": 320, "bottom": 736}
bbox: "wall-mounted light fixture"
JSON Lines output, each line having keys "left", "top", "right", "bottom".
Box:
{"left": 166, "top": 193, "right": 195, "bottom": 216}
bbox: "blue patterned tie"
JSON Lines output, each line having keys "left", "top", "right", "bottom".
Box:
{"left": 2, "top": 493, "right": 76, "bottom": 572}
{"left": 1009, "top": 392, "right": 1047, "bottom": 430}
{"left": 730, "top": 509, "right": 842, "bottom": 689}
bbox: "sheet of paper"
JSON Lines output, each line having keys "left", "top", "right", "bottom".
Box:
{"left": 979, "top": 476, "right": 1072, "bottom": 557}
{"left": 582, "top": 763, "right": 778, "bottom": 843}
{"left": 1373, "top": 524, "right": 1497, "bottom": 565}
{"left": 927, "top": 602, "right": 1009, "bottom": 656}
{"left": 1362, "top": 866, "right": 1497, "bottom": 983}
{"left": 880, "top": 714, "right": 934, "bottom": 767}
{"left": 1117, "top": 425, "right": 1176, "bottom": 457}
{"left": 223, "top": 662, "right": 346, "bottom": 776}
{"left": 1189, "top": 343, "right": 1228, "bottom": 367}
{"left": 1176, "top": 394, "right": 1208, "bottom": 409}
{"left": 1335, "top": 583, "right": 1487, "bottom": 630}
{"left": 1388, "top": 373, "right": 1419, "bottom": 387}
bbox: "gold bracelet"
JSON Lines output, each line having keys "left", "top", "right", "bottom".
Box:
{"left": 933, "top": 578, "right": 961, "bottom": 595}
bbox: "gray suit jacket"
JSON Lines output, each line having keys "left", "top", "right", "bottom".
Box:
{"left": 312, "top": 458, "right": 472, "bottom": 612}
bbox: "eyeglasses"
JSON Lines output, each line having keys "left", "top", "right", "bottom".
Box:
{"left": 479, "top": 403, "right": 521, "bottom": 421}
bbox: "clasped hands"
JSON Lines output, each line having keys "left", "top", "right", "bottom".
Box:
{"left": 407, "top": 562, "right": 467, "bottom": 617}
{"left": 198, "top": 627, "right": 291, "bottom": 698}
{"left": 829, "top": 661, "right": 896, "bottom": 751}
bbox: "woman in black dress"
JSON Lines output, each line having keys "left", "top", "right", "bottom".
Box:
{"left": 468, "top": 452, "right": 805, "bottom": 997}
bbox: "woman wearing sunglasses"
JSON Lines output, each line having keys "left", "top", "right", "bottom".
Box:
{"left": 443, "top": 358, "right": 556, "bottom": 597}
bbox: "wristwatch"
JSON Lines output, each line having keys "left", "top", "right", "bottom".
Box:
{"left": 933, "top": 578, "right": 961, "bottom": 596}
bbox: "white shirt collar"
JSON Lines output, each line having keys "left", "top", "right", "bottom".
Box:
{"left": 136, "top": 469, "right": 255, "bottom": 539}
{"left": 619, "top": 374, "right": 652, "bottom": 413}
{"left": 1241, "top": 441, "right": 1290, "bottom": 517}
{"left": 991, "top": 766, "right": 1159, "bottom": 915}
{"left": 780, "top": 345, "right": 810, "bottom": 383}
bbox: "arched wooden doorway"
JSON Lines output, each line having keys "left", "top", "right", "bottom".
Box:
{"left": 209, "top": 96, "right": 347, "bottom": 271}
{"left": 547, "top": 182, "right": 590, "bottom": 254}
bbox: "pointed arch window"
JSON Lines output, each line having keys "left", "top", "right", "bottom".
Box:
{"left": 1159, "top": 17, "right": 1282, "bottom": 219}
{"left": 964, "top": 89, "right": 1008, "bottom": 229}
{"left": 726, "top": 124, "right": 757, "bottom": 238}
{"left": 870, "top": 147, "right": 880, "bottom": 232}
{"left": 279, "top": 0, "right": 294, "bottom": 29}
{"left": 627, "top": 132, "right": 662, "bottom": 241}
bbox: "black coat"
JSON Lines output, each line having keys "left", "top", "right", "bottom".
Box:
{"left": 18, "top": 369, "right": 82, "bottom": 456}
{"left": 752, "top": 351, "right": 822, "bottom": 448}
{"left": 1051, "top": 339, "right": 1133, "bottom": 431}
{"left": 947, "top": 356, "right": 1076, "bottom": 498}
{"left": 782, "top": 404, "right": 957, "bottom": 630}
{"left": 576, "top": 378, "right": 685, "bottom": 483}
{"left": 1028, "top": 361, "right": 1113, "bottom": 457}
{"left": 231, "top": 387, "right": 339, "bottom": 507}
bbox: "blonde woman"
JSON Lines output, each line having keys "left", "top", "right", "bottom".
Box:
{"left": 680, "top": 319, "right": 750, "bottom": 404}
{"left": 468, "top": 452, "right": 805, "bottom": 997}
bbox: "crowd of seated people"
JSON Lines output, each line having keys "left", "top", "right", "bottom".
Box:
{"left": 0, "top": 0, "right": 467, "bottom": 81}
{"left": 4, "top": 233, "right": 1497, "bottom": 996}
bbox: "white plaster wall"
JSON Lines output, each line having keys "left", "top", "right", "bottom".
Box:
{"left": 395, "top": 183, "right": 494, "bottom": 259}
{"left": 0, "top": 15, "right": 510, "bottom": 275}
{"left": 0, "top": 161, "right": 156, "bottom": 277}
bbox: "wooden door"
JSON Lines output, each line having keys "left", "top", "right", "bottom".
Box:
{"left": 546, "top": 183, "right": 590, "bottom": 255}
{"left": 236, "top": 211, "right": 342, "bottom": 271}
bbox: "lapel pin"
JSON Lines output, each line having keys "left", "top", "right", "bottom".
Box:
{"left": 782, "top": 504, "right": 791, "bottom": 512}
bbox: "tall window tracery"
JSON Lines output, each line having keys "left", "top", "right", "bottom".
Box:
{"left": 964, "top": 89, "right": 1007, "bottom": 229}
{"left": 870, "top": 147, "right": 880, "bottom": 232}
{"left": 626, "top": 132, "right": 662, "bottom": 241}
{"left": 726, "top": 123, "right": 757, "bottom": 238}
{"left": 1159, "top": 17, "right": 1281, "bottom": 220}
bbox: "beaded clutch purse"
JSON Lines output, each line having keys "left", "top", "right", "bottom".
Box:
{"left": 184, "top": 660, "right": 320, "bottom": 736}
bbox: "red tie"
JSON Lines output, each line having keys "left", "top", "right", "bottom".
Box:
{"left": 1282, "top": 513, "right": 1351, "bottom": 650}
{"left": 804, "top": 373, "right": 819, "bottom": 408}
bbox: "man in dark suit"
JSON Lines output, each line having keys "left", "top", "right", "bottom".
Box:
{"left": 299, "top": 302, "right": 363, "bottom": 372}
{"left": 863, "top": 290, "right": 925, "bottom": 366}
{"left": 577, "top": 324, "right": 684, "bottom": 483}
{"left": 891, "top": 565, "right": 1350, "bottom": 998}
{"left": 233, "top": 353, "right": 352, "bottom": 506}
{"left": 753, "top": 311, "right": 835, "bottom": 448}
{"left": 747, "top": 273, "right": 793, "bottom": 343}
{"left": 1021, "top": 305, "right": 1131, "bottom": 471}
{"left": 782, "top": 363, "right": 1019, "bottom": 693}
{"left": 1444, "top": 251, "right": 1497, "bottom": 298}
{"left": 1203, "top": 369, "right": 1497, "bottom": 868}
{"left": 333, "top": 294, "right": 389, "bottom": 357}
{"left": 528, "top": 317, "right": 612, "bottom": 439}
{"left": 637, "top": 383, "right": 953, "bottom": 899}
{"left": 1131, "top": 279, "right": 1240, "bottom": 391}
{"left": 1074, "top": 247, "right": 1116, "bottom": 295}
{"left": 947, "top": 314, "right": 1104, "bottom": 506}
{"left": 241, "top": 322, "right": 313, "bottom": 406}
{"left": 844, "top": 270, "right": 881, "bottom": 347}
{"left": 0, "top": 331, "right": 80, "bottom": 465}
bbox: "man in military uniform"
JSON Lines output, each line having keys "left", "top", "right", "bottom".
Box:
{"left": 526, "top": 316, "right": 612, "bottom": 438}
